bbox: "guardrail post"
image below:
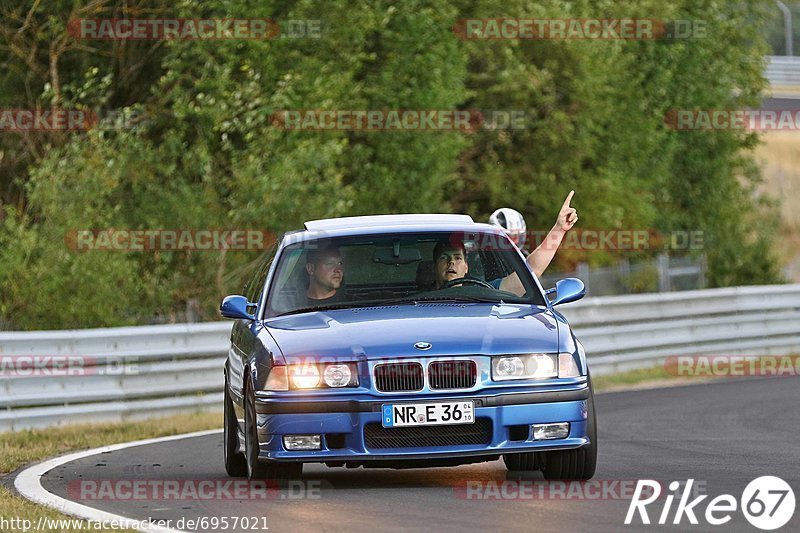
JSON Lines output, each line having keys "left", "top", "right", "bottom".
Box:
{"left": 576, "top": 262, "right": 590, "bottom": 293}
{"left": 620, "top": 258, "right": 631, "bottom": 293}
{"left": 658, "top": 253, "right": 671, "bottom": 292}
{"left": 186, "top": 298, "right": 200, "bottom": 323}
{"left": 776, "top": 1, "right": 794, "bottom": 56}
{"left": 699, "top": 254, "right": 708, "bottom": 289}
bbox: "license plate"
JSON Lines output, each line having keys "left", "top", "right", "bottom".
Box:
{"left": 382, "top": 401, "right": 474, "bottom": 428}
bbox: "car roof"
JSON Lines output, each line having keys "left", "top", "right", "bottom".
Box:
{"left": 283, "top": 214, "right": 504, "bottom": 245}
{"left": 304, "top": 214, "right": 474, "bottom": 231}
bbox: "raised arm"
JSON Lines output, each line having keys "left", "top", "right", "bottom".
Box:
{"left": 498, "top": 191, "right": 578, "bottom": 295}
{"left": 526, "top": 190, "right": 578, "bottom": 277}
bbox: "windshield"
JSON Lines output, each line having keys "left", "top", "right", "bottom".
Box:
{"left": 265, "top": 231, "right": 546, "bottom": 316}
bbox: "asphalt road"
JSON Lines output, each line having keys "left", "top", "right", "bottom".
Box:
{"left": 24, "top": 377, "right": 800, "bottom": 532}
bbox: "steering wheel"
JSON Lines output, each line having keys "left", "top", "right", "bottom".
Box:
{"left": 442, "top": 277, "right": 495, "bottom": 290}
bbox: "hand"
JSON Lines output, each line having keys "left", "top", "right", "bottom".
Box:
{"left": 555, "top": 190, "right": 578, "bottom": 232}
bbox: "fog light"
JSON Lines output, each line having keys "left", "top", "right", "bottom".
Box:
{"left": 532, "top": 422, "right": 570, "bottom": 440}
{"left": 283, "top": 435, "right": 321, "bottom": 450}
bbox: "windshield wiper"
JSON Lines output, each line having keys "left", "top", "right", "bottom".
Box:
{"left": 276, "top": 302, "right": 368, "bottom": 316}
{"left": 276, "top": 295, "right": 510, "bottom": 317}
{"left": 386, "top": 296, "right": 504, "bottom": 305}
{"left": 276, "top": 300, "right": 396, "bottom": 316}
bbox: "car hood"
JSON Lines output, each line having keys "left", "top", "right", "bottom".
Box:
{"left": 263, "top": 303, "right": 559, "bottom": 360}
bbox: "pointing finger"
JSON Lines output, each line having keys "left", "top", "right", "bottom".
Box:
{"left": 561, "top": 190, "right": 575, "bottom": 210}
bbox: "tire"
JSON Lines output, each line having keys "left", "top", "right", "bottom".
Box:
{"left": 503, "top": 378, "right": 598, "bottom": 480}
{"left": 223, "top": 372, "right": 247, "bottom": 477}
{"left": 503, "top": 450, "right": 540, "bottom": 472}
{"left": 243, "top": 380, "right": 303, "bottom": 481}
{"left": 540, "top": 381, "right": 598, "bottom": 480}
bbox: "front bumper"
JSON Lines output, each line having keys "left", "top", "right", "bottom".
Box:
{"left": 253, "top": 386, "right": 591, "bottom": 462}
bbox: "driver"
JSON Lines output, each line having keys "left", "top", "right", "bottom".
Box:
{"left": 434, "top": 238, "right": 513, "bottom": 291}
{"left": 433, "top": 239, "right": 469, "bottom": 288}
{"left": 303, "top": 245, "right": 345, "bottom": 307}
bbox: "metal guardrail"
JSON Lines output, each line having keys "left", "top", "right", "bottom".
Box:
{"left": 0, "top": 323, "right": 232, "bottom": 431}
{"left": 539, "top": 253, "right": 707, "bottom": 297}
{"left": 562, "top": 284, "right": 800, "bottom": 374}
{"left": 765, "top": 55, "right": 800, "bottom": 97}
{"left": 1, "top": 284, "right": 799, "bottom": 431}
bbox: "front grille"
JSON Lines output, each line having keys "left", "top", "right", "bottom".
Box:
{"left": 374, "top": 362, "right": 424, "bottom": 392}
{"left": 364, "top": 418, "right": 492, "bottom": 449}
{"left": 428, "top": 360, "right": 477, "bottom": 390}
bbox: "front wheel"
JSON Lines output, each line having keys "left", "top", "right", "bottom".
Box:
{"left": 223, "top": 371, "right": 247, "bottom": 477}
{"left": 503, "top": 379, "right": 598, "bottom": 480}
{"left": 539, "top": 383, "right": 597, "bottom": 480}
{"left": 243, "top": 380, "right": 303, "bottom": 481}
{"left": 502, "top": 450, "right": 540, "bottom": 472}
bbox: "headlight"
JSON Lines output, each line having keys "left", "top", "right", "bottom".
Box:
{"left": 289, "top": 363, "right": 320, "bottom": 389}
{"left": 285, "top": 362, "right": 358, "bottom": 389}
{"left": 492, "top": 354, "right": 558, "bottom": 381}
{"left": 323, "top": 364, "right": 353, "bottom": 387}
{"left": 494, "top": 356, "right": 525, "bottom": 378}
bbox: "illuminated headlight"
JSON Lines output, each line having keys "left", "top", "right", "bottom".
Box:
{"left": 289, "top": 363, "right": 320, "bottom": 389}
{"left": 285, "top": 363, "right": 358, "bottom": 389}
{"left": 283, "top": 435, "right": 321, "bottom": 450}
{"left": 492, "top": 354, "right": 558, "bottom": 381}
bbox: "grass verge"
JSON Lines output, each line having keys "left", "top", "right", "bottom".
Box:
{"left": 1, "top": 409, "right": 222, "bottom": 532}
{"left": 593, "top": 365, "right": 681, "bottom": 392}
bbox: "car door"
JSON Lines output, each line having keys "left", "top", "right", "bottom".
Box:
{"left": 229, "top": 246, "right": 277, "bottom": 407}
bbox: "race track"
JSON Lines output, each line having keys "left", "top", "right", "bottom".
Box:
{"left": 17, "top": 376, "right": 800, "bottom": 532}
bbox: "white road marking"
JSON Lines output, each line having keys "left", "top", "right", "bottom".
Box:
{"left": 14, "top": 428, "right": 223, "bottom": 533}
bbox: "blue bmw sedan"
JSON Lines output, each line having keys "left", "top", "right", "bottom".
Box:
{"left": 220, "top": 214, "right": 596, "bottom": 481}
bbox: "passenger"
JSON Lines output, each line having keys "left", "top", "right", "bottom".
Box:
{"left": 489, "top": 190, "right": 578, "bottom": 278}
{"left": 435, "top": 190, "right": 579, "bottom": 295}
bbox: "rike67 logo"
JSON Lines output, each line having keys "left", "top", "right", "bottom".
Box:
{"left": 626, "top": 477, "right": 795, "bottom": 530}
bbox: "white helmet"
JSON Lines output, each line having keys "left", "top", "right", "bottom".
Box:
{"left": 489, "top": 208, "right": 526, "bottom": 249}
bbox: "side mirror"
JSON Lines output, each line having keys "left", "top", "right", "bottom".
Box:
{"left": 550, "top": 278, "right": 585, "bottom": 306}
{"left": 220, "top": 295, "right": 256, "bottom": 320}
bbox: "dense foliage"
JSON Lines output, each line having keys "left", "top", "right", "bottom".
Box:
{"left": 0, "top": 0, "right": 783, "bottom": 329}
